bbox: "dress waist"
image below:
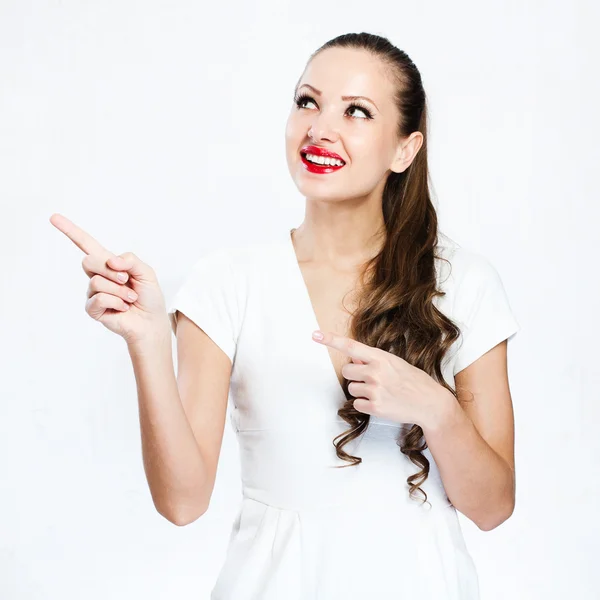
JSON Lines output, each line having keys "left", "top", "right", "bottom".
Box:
{"left": 234, "top": 427, "right": 452, "bottom": 512}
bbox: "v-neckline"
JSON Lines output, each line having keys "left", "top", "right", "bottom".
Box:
{"left": 285, "top": 227, "right": 349, "bottom": 399}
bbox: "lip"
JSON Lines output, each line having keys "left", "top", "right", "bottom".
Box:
{"left": 300, "top": 144, "right": 346, "bottom": 174}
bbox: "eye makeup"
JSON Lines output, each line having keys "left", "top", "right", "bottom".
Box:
{"left": 293, "top": 92, "right": 374, "bottom": 120}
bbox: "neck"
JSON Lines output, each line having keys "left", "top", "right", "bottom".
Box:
{"left": 290, "top": 221, "right": 385, "bottom": 270}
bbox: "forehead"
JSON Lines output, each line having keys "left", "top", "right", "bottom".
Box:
{"left": 299, "top": 47, "right": 395, "bottom": 106}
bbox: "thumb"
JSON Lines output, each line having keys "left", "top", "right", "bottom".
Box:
{"left": 107, "top": 252, "right": 155, "bottom": 282}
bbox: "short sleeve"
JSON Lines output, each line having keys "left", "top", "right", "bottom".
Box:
{"left": 452, "top": 250, "right": 521, "bottom": 375}
{"left": 167, "top": 250, "right": 239, "bottom": 364}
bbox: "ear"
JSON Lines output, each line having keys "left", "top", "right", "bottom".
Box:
{"left": 390, "top": 131, "right": 424, "bottom": 174}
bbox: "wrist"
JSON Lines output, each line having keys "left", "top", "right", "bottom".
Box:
{"left": 421, "top": 390, "right": 459, "bottom": 434}
{"left": 126, "top": 323, "right": 172, "bottom": 357}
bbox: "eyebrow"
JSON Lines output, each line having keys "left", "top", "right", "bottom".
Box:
{"left": 296, "top": 83, "right": 379, "bottom": 111}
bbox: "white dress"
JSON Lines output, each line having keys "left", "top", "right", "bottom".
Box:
{"left": 167, "top": 227, "right": 521, "bottom": 600}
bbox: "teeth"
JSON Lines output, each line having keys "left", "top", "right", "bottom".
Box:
{"left": 304, "top": 153, "right": 344, "bottom": 167}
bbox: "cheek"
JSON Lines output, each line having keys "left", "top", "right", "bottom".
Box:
{"left": 284, "top": 117, "right": 293, "bottom": 141}
{"left": 285, "top": 113, "right": 304, "bottom": 141}
{"left": 355, "top": 137, "right": 394, "bottom": 172}
{"left": 351, "top": 143, "right": 386, "bottom": 171}
{"left": 284, "top": 118, "right": 301, "bottom": 156}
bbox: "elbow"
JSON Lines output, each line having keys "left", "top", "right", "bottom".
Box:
{"left": 173, "top": 503, "right": 209, "bottom": 526}
{"left": 157, "top": 502, "right": 209, "bottom": 527}
{"left": 171, "top": 511, "right": 205, "bottom": 527}
{"left": 478, "top": 473, "right": 516, "bottom": 532}
{"left": 477, "top": 502, "right": 515, "bottom": 532}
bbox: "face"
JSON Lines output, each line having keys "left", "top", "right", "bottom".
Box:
{"left": 285, "top": 47, "right": 420, "bottom": 204}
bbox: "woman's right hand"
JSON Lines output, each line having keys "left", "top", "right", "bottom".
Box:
{"left": 50, "top": 213, "right": 170, "bottom": 347}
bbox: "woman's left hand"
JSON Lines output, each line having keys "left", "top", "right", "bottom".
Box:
{"left": 312, "top": 329, "right": 454, "bottom": 429}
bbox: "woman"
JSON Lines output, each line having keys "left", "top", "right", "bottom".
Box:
{"left": 51, "top": 32, "right": 520, "bottom": 600}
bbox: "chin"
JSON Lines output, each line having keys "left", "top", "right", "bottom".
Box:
{"left": 296, "top": 185, "right": 347, "bottom": 203}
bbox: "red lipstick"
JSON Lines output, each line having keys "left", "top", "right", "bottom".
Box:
{"left": 300, "top": 144, "right": 346, "bottom": 174}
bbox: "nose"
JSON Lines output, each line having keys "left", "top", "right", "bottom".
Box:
{"left": 307, "top": 111, "right": 340, "bottom": 144}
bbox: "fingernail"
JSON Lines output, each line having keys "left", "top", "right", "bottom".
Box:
{"left": 117, "top": 272, "right": 128, "bottom": 282}
{"left": 312, "top": 330, "right": 323, "bottom": 340}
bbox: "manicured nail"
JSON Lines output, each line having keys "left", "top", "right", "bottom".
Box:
{"left": 312, "top": 330, "right": 323, "bottom": 341}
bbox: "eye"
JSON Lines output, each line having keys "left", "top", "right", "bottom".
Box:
{"left": 293, "top": 92, "right": 373, "bottom": 120}
{"left": 346, "top": 103, "right": 373, "bottom": 120}
{"left": 294, "top": 92, "right": 318, "bottom": 110}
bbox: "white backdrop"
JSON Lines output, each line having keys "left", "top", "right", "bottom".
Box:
{"left": 1, "top": 1, "right": 598, "bottom": 598}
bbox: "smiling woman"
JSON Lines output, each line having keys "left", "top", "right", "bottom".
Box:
{"left": 165, "top": 31, "right": 520, "bottom": 600}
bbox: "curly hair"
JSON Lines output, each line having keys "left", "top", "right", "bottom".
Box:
{"left": 301, "top": 32, "right": 462, "bottom": 507}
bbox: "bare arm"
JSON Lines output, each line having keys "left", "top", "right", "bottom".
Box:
{"left": 422, "top": 340, "right": 516, "bottom": 531}
{"left": 48, "top": 213, "right": 228, "bottom": 526}
{"left": 128, "top": 320, "right": 210, "bottom": 525}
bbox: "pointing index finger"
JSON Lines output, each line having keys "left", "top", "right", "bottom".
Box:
{"left": 49, "top": 213, "right": 112, "bottom": 257}
{"left": 314, "top": 331, "right": 375, "bottom": 363}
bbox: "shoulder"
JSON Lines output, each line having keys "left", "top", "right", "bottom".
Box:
{"left": 433, "top": 239, "right": 521, "bottom": 376}
{"left": 435, "top": 235, "right": 503, "bottom": 292}
{"left": 433, "top": 235, "right": 516, "bottom": 334}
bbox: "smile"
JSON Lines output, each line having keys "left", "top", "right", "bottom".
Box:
{"left": 300, "top": 146, "right": 346, "bottom": 174}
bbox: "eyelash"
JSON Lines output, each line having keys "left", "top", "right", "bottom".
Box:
{"left": 293, "top": 92, "right": 374, "bottom": 120}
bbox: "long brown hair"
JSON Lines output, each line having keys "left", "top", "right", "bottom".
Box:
{"left": 304, "top": 32, "right": 462, "bottom": 507}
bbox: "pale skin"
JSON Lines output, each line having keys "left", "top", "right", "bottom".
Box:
{"left": 286, "top": 47, "right": 516, "bottom": 531}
